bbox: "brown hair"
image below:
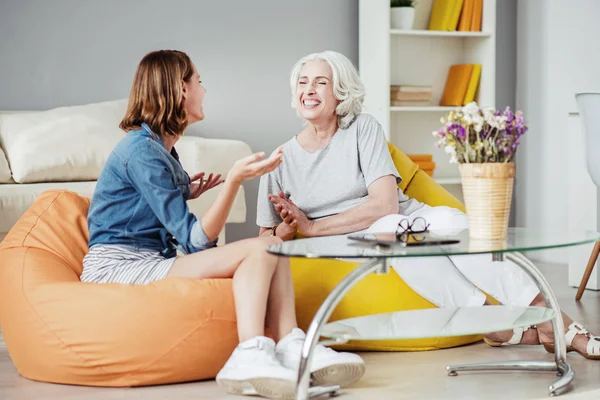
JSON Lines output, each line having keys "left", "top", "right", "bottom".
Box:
{"left": 120, "top": 50, "right": 194, "bottom": 138}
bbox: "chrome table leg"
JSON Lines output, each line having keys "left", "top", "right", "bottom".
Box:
{"left": 296, "top": 258, "right": 385, "bottom": 400}
{"left": 447, "top": 252, "right": 572, "bottom": 396}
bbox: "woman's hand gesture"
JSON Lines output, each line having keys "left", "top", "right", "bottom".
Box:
{"left": 271, "top": 191, "right": 298, "bottom": 241}
{"left": 269, "top": 191, "right": 315, "bottom": 237}
{"left": 228, "top": 147, "right": 283, "bottom": 185}
{"left": 188, "top": 172, "right": 223, "bottom": 200}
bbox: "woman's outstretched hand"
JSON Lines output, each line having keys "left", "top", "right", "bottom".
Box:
{"left": 188, "top": 172, "right": 224, "bottom": 200}
{"left": 228, "top": 147, "right": 283, "bottom": 185}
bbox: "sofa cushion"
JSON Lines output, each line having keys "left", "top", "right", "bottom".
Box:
{"left": 0, "top": 99, "right": 127, "bottom": 183}
{"left": 0, "top": 181, "right": 247, "bottom": 237}
{"left": 0, "top": 148, "right": 11, "bottom": 183}
{"left": 0, "top": 181, "right": 97, "bottom": 234}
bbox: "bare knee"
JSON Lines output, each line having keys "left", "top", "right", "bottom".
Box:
{"left": 248, "top": 235, "right": 282, "bottom": 247}
{"left": 247, "top": 236, "right": 279, "bottom": 261}
{"left": 245, "top": 236, "right": 282, "bottom": 254}
{"left": 262, "top": 235, "right": 283, "bottom": 245}
{"left": 234, "top": 236, "right": 281, "bottom": 272}
{"left": 240, "top": 248, "right": 276, "bottom": 279}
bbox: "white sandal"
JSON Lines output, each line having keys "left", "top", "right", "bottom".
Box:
{"left": 484, "top": 326, "right": 537, "bottom": 347}
{"left": 542, "top": 322, "right": 600, "bottom": 360}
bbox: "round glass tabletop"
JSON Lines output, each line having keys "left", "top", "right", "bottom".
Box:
{"left": 267, "top": 228, "right": 600, "bottom": 259}
{"left": 320, "top": 306, "right": 556, "bottom": 341}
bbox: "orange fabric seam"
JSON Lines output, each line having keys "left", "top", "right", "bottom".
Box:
{"left": 208, "top": 316, "right": 237, "bottom": 323}
{"left": 19, "top": 248, "right": 113, "bottom": 376}
{"left": 19, "top": 192, "right": 61, "bottom": 247}
{"left": 22, "top": 192, "right": 82, "bottom": 271}
{"left": 118, "top": 318, "right": 236, "bottom": 385}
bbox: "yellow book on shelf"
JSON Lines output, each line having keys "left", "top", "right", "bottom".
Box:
{"left": 408, "top": 154, "right": 433, "bottom": 162}
{"left": 440, "top": 64, "right": 473, "bottom": 106}
{"left": 428, "top": 0, "right": 453, "bottom": 31}
{"left": 457, "top": 0, "right": 475, "bottom": 31}
{"left": 447, "top": 0, "right": 465, "bottom": 31}
{"left": 415, "top": 161, "right": 437, "bottom": 171}
{"left": 470, "top": 0, "right": 483, "bottom": 31}
{"left": 463, "top": 64, "right": 481, "bottom": 104}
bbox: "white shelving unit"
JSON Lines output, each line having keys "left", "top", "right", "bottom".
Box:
{"left": 359, "top": 0, "right": 497, "bottom": 195}
{"left": 390, "top": 29, "right": 492, "bottom": 37}
{"left": 390, "top": 106, "right": 458, "bottom": 112}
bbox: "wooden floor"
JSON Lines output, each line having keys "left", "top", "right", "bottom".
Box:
{"left": 0, "top": 262, "right": 599, "bottom": 400}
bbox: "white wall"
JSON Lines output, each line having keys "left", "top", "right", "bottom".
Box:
{"left": 495, "top": 0, "right": 517, "bottom": 226}
{"left": 515, "top": 0, "right": 600, "bottom": 263}
{"left": 0, "top": 0, "right": 358, "bottom": 242}
{"left": 562, "top": 2, "right": 600, "bottom": 111}
{"left": 496, "top": 0, "right": 517, "bottom": 110}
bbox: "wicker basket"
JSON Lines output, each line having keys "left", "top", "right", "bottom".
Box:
{"left": 459, "top": 163, "right": 516, "bottom": 240}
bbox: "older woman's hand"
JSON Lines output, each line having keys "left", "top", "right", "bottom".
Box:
{"left": 269, "top": 191, "right": 315, "bottom": 237}
{"left": 269, "top": 191, "right": 296, "bottom": 240}
{"left": 276, "top": 216, "right": 297, "bottom": 241}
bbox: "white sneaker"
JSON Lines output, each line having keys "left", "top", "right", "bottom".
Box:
{"left": 276, "top": 328, "right": 366, "bottom": 387}
{"left": 216, "top": 336, "right": 297, "bottom": 399}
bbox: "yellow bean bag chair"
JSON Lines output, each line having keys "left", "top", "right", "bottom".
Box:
{"left": 0, "top": 190, "right": 238, "bottom": 386}
{"left": 291, "top": 143, "right": 483, "bottom": 351}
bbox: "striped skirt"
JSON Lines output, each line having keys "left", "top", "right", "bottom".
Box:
{"left": 81, "top": 244, "right": 176, "bottom": 284}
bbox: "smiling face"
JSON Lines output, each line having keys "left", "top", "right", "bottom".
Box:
{"left": 296, "top": 60, "right": 339, "bottom": 125}
{"left": 183, "top": 65, "right": 206, "bottom": 124}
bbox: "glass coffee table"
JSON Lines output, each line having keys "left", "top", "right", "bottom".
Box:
{"left": 267, "top": 228, "right": 600, "bottom": 400}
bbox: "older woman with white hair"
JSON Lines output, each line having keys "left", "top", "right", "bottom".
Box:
{"left": 256, "top": 50, "right": 600, "bottom": 360}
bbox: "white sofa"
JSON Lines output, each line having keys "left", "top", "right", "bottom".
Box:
{"left": 0, "top": 99, "right": 252, "bottom": 244}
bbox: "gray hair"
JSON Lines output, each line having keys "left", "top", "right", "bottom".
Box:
{"left": 290, "top": 51, "right": 365, "bottom": 129}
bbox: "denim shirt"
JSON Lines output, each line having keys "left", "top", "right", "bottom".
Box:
{"left": 87, "top": 123, "right": 217, "bottom": 257}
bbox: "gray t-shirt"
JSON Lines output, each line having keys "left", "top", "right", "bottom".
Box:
{"left": 256, "top": 114, "right": 424, "bottom": 228}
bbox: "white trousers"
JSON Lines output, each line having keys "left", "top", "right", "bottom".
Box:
{"left": 367, "top": 206, "right": 540, "bottom": 308}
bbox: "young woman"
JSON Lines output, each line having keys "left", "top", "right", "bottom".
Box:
{"left": 83, "top": 50, "right": 365, "bottom": 400}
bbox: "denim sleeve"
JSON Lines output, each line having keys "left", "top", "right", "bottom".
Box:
{"left": 127, "top": 144, "right": 217, "bottom": 253}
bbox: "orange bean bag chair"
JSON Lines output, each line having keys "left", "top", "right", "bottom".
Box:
{"left": 0, "top": 190, "right": 238, "bottom": 387}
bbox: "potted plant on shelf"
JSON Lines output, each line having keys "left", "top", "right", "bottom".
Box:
{"left": 433, "top": 102, "right": 528, "bottom": 240}
{"left": 391, "top": 0, "right": 416, "bottom": 30}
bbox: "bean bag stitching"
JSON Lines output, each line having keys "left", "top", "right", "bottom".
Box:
{"left": 207, "top": 317, "right": 237, "bottom": 323}
{"left": 119, "top": 317, "right": 236, "bottom": 384}
{"left": 19, "top": 247, "right": 112, "bottom": 376}
{"left": 21, "top": 191, "right": 84, "bottom": 272}
{"left": 9, "top": 191, "right": 61, "bottom": 249}
{"left": 17, "top": 190, "right": 59, "bottom": 250}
